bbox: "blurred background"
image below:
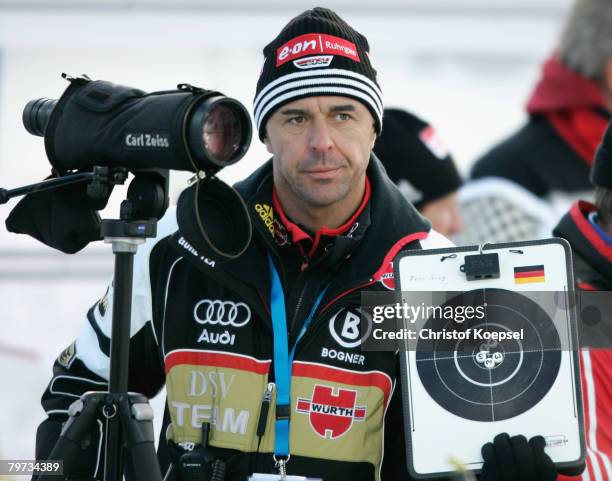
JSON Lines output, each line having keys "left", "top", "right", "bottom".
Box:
{"left": 0, "top": 0, "right": 573, "bottom": 477}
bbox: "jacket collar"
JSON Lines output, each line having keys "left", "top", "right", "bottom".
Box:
{"left": 175, "top": 154, "right": 431, "bottom": 296}
{"left": 553, "top": 200, "right": 612, "bottom": 283}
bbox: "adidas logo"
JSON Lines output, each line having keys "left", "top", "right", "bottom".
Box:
{"left": 255, "top": 203, "right": 274, "bottom": 235}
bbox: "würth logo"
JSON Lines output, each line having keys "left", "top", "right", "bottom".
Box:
{"left": 296, "top": 385, "right": 366, "bottom": 439}
{"left": 378, "top": 261, "right": 395, "bottom": 290}
{"left": 276, "top": 33, "right": 360, "bottom": 67}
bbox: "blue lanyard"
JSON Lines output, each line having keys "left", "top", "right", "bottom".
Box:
{"left": 268, "top": 254, "right": 328, "bottom": 458}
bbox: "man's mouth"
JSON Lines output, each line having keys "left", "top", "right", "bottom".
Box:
{"left": 303, "top": 166, "right": 343, "bottom": 179}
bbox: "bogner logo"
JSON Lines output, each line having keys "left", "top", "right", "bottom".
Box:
{"left": 293, "top": 55, "right": 334, "bottom": 69}
{"left": 125, "top": 132, "right": 170, "bottom": 148}
{"left": 329, "top": 308, "right": 371, "bottom": 349}
{"left": 296, "top": 385, "right": 366, "bottom": 439}
{"left": 255, "top": 204, "right": 274, "bottom": 235}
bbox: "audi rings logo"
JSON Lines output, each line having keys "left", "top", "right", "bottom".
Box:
{"left": 193, "top": 299, "right": 252, "bottom": 327}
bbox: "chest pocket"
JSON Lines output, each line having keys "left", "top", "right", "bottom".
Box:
{"left": 164, "top": 350, "right": 271, "bottom": 451}
{"left": 287, "top": 361, "right": 392, "bottom": 468}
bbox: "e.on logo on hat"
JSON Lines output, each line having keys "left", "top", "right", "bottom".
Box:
{"left": 276, "top": 33, "right": 360, "bottom": 67}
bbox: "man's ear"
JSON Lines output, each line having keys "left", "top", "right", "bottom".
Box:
{"left": 263, "top": 132, "right": 273, "bottom": 154}
{"left": 370, "top": 124, "right": 377, "bottom": 150}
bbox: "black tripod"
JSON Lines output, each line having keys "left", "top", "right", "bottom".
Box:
{"left": 45, "top": 222, "right": 163, "bottom": 481}
{"left": 2, "top": 168, "right": 167, "bottom": 481}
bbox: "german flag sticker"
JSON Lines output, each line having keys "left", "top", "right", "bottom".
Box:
{"left": 514, "top": 265, "right": 545, "bottom": 284}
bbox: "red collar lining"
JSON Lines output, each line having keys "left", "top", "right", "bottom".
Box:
{"left": 272, "top": 189, "right": 311, "bottom": 244}
{"left": 570, "top": 201, "right": 612, "bottom": 262}
{"left": 320, "top": 230, "right": 430, "bottom": 314}
{"left": 272, "top": 177, "right": 372, "bottom": 258}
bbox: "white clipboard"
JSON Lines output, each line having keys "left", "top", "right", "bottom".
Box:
{"left": 393, "top": 238, "right": 585, "bottom": 479}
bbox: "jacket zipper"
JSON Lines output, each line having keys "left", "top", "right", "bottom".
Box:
{"left": 290, "top": 276, "right": 308, "bottom": 337}
{"left": 256, "top": 382, "right": 275, "bottom": 438}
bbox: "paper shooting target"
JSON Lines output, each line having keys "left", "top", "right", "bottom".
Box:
{"left": 415, "top": 288, "right": 561, "bottom": 422}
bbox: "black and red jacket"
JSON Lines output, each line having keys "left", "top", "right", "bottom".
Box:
{"left": 471, "top": 55, "right": 609, "bottom": 199}
{"left": 35, "top": 156, "right": 452, "bottom": 481}
{"left": 554, "top": 201, "right": 612, "bottom": 291}
{"left": 554, "top": 201, "right": 612, "bottom": 481}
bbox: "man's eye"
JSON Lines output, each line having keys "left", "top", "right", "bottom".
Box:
{"left": 336, "top": 113, "right": 351, "bottom": 121}
{"left": 288, "top": 116, "right": 305, "bottom": 125}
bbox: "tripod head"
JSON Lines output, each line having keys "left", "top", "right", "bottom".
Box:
{"left": 2, "top": 165, "right": 169, "bottom": 253}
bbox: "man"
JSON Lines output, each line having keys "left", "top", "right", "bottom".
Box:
{"left": 554, "top": 121, "right": 612, "bottom": 290}
{"left": 553, "top": 122, "right": 612, "bottom": 481}
{"left": 34, "top": 8, "right": 558, "bottom": 481}
{"left": 372, "top": 108, "right": 464, "bottom": 238}
{"left": 465, "top": 0, "right": 612, "bottom": 244}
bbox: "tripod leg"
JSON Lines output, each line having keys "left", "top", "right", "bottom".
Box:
{"left": 37, "top": 393, "right": 104, "bottom": 481}
{"left": 119, "top": 394, "right": 163, "bottom": 481}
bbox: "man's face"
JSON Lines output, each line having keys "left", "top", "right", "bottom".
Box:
{"left": 264, "top": 96, "right": 376, "bottom": 209}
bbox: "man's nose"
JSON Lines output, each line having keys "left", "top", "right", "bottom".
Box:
{"left": 308, "top": 118, "right": 334, "bottom": 152}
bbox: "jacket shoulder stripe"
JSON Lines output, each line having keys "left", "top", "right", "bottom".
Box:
{"left": 371, "top": 231, "right": 430, "bottom": 282}
{"left": 164, "top": 349, "right": 272, "bottom": 375}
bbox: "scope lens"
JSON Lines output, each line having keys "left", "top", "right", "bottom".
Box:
{"left": 23, "top": 98, "right": 58, "bottom": 137}
{"left": 188, "top": 95, "right": 252, "bottom": 172}
{"left": 202, "top": 103, "right": 243, "bottom": 165}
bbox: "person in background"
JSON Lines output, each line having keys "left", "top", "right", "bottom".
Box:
{"left": 463, "top": 0, "right": 612, "bottom": 244}
{"left": 554, "top": 121, "right": 612, "bottom": 290}
{"left": 553, "top": 121, "right": 612, "bottom": 481}
{"left": 373, "top": 108, "right": 464, "bottom": 238}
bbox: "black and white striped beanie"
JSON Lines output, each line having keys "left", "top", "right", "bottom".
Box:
{"left": 254, "top": 7, "right": 383, "bottom": 141}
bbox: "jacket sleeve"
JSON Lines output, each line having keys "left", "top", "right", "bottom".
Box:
{"left": 381, "top": 370, "right": 413, "bottom": 481}
{"left": 381, "top": 231, "right": 455, "bottom": 481}
{"left": 380, "top": 364, "right": 457, "bottom": 481}
{"left": 34, "top": 208, "right": 178, "bottom": 480}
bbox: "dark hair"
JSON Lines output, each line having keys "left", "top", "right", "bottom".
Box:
{"left": 595, "top": 186, "right": 612, "bottom": 226}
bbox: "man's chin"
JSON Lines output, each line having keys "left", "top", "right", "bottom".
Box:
{"left": 299, "top": 190, "right": 348, "bottom": 209}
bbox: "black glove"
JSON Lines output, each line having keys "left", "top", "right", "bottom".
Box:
{"left": 480, "top": 433, "right": 556, "bottom": 481}
{"left": 6, "top": 175, "right": 106, "bottom": 254}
